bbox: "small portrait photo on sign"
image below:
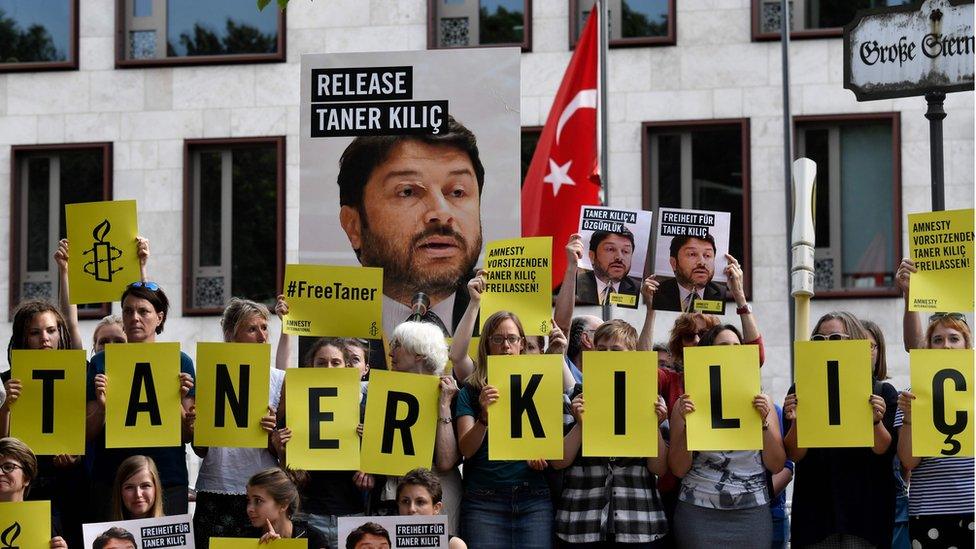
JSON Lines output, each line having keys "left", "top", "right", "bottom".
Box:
{"left": 82, "top": 514, "right": 195, "bottom": 549}
{"left": 338, "top": 515, "right": 450, "bottom": 549}
{"left": 574, "top": 205, "right": 653, "bottom": 309}
{"left": 652, "top": 207, "right": 731, "bottom": 314}
{"left": 299, "top": 48, "right": 520, "bottom": 357}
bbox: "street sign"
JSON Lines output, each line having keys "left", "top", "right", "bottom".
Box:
{"left": 844, "top": 0, "right": 974, "bottom": 101}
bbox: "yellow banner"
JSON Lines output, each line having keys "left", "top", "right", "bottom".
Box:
{"left": 65, "top": 200, "right": 140, "bottom": 304}
{"left": 9, "top": 350, "right": 87, "bottom": 455}
{"left": 908, "top": 209, "right": 975, "bottom": 312}
{"left": 285, "top": 367, "right": 361, "bottom": 471}
{"left": 0, "top": 500, "right": 50, "bottom": 548}
{"left": 282, "top": 264, "right": 383, "bottom": 339}
{"left": 683, "top": 345, "right": 762, "bottom": 451}
{"left": 481, "top": 237, "right": 553, "bottom": 336}
{"left": 194, "top": 343, "right": 272, "bottom": 448}
{"left": 487, "top": 354, "right": 563, "bottom": 460}
{"left": 910, "top": 349, "right": 974, "bottom": 458}
{"left": 580, "top": 351, "right": 657, "bottom": 457}
{"left": 794, "top": 340, "right": 874, "bottom": 448}
{"left": 105, "top": 343, "right": 182, "bottom": 449}
{"left": 360, "top": 370, "right": 440, "bottom": 476}
{"left": 211, "top": 538, "right": 306, "bottom": 549}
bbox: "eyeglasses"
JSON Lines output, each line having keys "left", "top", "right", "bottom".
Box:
{"left": 681, "top": 330, "right": 709, "bottom": 342}
{"left": 811, "top": 333, "right": 851, "bottom": 341}
{"left": 129, "top": 281, "right": 160, "bottom": 291}
{"left": 0, "top": 462, "right": 23, "bottom": 474}
{"left": 489, "top": 335, "right": 523, "bottom": 346}
{"left": 929, "top": 312, "right": 968, "bottom": 325}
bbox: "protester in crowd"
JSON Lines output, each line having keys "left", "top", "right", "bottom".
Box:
{"left": 342, "top": 338, "right": 371, "bottom": 380}
{"left": 86, "top": 282, "right": 196, "bottom": 520}
{"left": 894, "top": 260, "right": 974, "bottom": 548}
{"left": 552, "top": 319, "right": 670, "bottom": 547}
{"left": 397, "top": 468, "right": 468, "bottom": 549}
{"left": 192, "top": 299, "right": 283, "bottom": 548}
{"left": 385, "top": 321, "right": 462, "bottom": 534}
{"left": 784, "top": 312, "right": 898, "bottom": 548}
{"left": 451, "top": 270, "right": 574, "bottom": 389}
{"left": 91, "top": 315, "right": 127, "bottom": 355}
{"left": 0, "top": 437, "right": 68, "bottom": 548}
{"left": 111, "top": 455, "right": 165, "bottom": 520}
{"left": 246, "top": 467, "right": 329, "bottom": 548}
{"left": 455, "top": 310, "right": 553, "bottom": 548}
{"left": 668, "top": 324, "right": 785, "bottom": 548}
{"left": 1, "top": 299, "right": 84, "bottom": 546}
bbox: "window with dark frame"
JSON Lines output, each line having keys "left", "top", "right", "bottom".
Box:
{"left": 429, "top": 0, "right": 530, "bottom": 50}
{"left": 184, "top": 138, "right": 284, "bottom": 315}
{"left": 571, "top": 0, "right": 675, "bottom": 47}
{"left": 643, "top": 120, "right": 752, "bottom": 296}
{"left": 795, "top": 114, "right": 900, "bottom": 295}
{"left": 118, "top": 0, "right": 284, "bottom": 67}
{"left": 752, "top": 0, "right": 913, "bottom": 40}
{"left": 10, "top": 144, "right": 111, "bottom": 318}
{"left": 521, "top": 126, "right": 542, "bottom": 186}
{"left": 0, "top": 0, "right": 77, "bottom": 71}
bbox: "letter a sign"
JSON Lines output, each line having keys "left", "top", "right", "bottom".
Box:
{"left": 105, "top": 343, "right": 182, "bottom": 448}
{"left": 488, "top": 354, "right": 563, "bottom": 460}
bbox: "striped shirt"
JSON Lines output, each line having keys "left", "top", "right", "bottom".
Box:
{"left": 895, "top": 408, "right": 975, "bottom": 516}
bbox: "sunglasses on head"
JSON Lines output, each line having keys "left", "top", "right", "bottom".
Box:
{"left": 129, "top": 281, "right": 160, "bottom": 291}
{"left": 811, "top": 332, "right": 851, "bottom": 341}
{"left": 681, "top": 330, "right": 709, "bottom": 341}
{"left": 929, "top": 312, "right": 968, "bottom": 326}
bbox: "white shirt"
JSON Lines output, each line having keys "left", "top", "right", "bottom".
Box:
{"left": 594, "top": 275, "right": 620, "bottom": 304}
{"left": 382, "top": 293, "right": 456, "bottom": 338}
{"left": 677, "top": 282, "right": 702, "bottom": 312}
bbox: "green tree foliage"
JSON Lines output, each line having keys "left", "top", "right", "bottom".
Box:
{"left": 0, "top": 8, "right": 63, "bottom": 63}
{"left": 480, "top": 5, "right": 524, "bottom": 44}
{"left": 620, "top": 1, "right": 667, "bottom": 38}
{"left": 169, "top": 18, "right": 276, "bottom": 56}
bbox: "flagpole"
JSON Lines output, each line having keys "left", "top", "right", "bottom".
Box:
{"left": 598, "top": 0, "right": 612, "bottom": 322}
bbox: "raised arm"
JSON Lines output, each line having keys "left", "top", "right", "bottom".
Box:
{"left": 449, "top": 271, "right": 485, "bottom": 380}
{"left": 274, "top": 295, "right": 291, "bottom": 370}
{"left": 551, "top": 393, "right": 583, "bottom": 470}
{"left": 726, "top": 254, "right": 760, "bottom": 344}
{"left": 896, "top": 391, "right": 921, "bottom": 471}
{"left": 755, "top": 394, "right": 785, "bottom": 473}
{"left": 648, "top": 395, "right": 669, "bottom": 476}
{"left": 666, "top": 394, "right": 695, "bottom": 478}
{"left": 637, "top": 277, "right": 659, "bottom": 352}
{"left": 54, "top": 240, "right": 83, "bottom": 350}
{"left": 553, "top": 234, "right": 583, "bottom": 335}
{"left": 457, "top": 385, "right": 496, "bottom": 459}
{"left": 896, "top": 258, "right": 924, "bottom": 351}
{"left": 136, "top": 236, "right": 151, "bottom": 283}
{"left": 783, "top": 392, "right": 806, "bottom": 462}
{"left": 433, "top": 376, "right": 460, "bottom": 471}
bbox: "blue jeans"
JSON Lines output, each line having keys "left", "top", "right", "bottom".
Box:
{"left": 771, "top": 514, "right": 789, "bottom": 548}
{"left": 461, "top": 484, "right": 553, "bottom": 549}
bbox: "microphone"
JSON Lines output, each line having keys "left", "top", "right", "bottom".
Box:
{"left": 408, "top": 292, "right": 431, "bottom": 322}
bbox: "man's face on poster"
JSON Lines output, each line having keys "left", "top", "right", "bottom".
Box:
{"left": 340, "top": 140, "right": 482, "bottom": 299}
{"left": 353, "top": 533, "right": 391, "bottom": 549}
{"left": 670, "top": 237, "right": 716, "bottom": 289}
{"left": 99, "top": 539, "right": 136, "bottom": 549}
{"left": 590, "top": 233, "right": 633, "bottom": 283}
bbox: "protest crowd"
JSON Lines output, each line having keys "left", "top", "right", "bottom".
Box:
{"left": 0, "top": 226, "right": 972, "bottom": 549}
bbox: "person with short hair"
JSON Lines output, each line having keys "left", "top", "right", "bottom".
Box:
{"left": 652, "top": 234, "right": 726, "bottom": 312}
{"left": 92, "top": 526, "right": 137, "bottom": 549}
{"left": 397, "top": 468, "right": 468, "bottom": 549}
{"left": 111, "top": 455, "right": 164, "bottom": 520}
{"left": 0, "top": 437, "right": 68, "bottom": 548}
{"left": 574, "top": 229, "right": 641, "bottom": 307}
{"left": 246, "top": 467, "right": 328, "bottom": 548}
{"left": 345, "top": 522, "right": 392, "bottom": 549}
{"left": 85, "top": 282, "right": 196, "bottom": 520}
{"left": 894, "top": 259, "right": 974, "bottom": 548}
{"left": 784, "top": 312, "right": 898, "bottom": 548}
{"left": 552, "top": 319, "right": 670, "bottom": 547}
{"left": 91, "top": 315, "right": 126, "bottom": 355}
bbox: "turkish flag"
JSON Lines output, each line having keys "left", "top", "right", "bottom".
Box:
{"left": 521, "top": 5, "right": 600, "bottom": 289}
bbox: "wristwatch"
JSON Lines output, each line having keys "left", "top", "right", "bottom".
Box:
{"left": 736, "top": 303, "right": 752, "bottom": 315}
{"left": 438, "top": 416, "right": 453, "bottom": 424}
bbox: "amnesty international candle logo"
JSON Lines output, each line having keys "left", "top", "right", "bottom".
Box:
{"left": 0, "top": 522, "right": 20, "bottom": 549}
{"left": 83, "top": 219, "right": 125, "bottom": 282}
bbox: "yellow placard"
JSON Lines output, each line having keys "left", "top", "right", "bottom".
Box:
{"left": 794, "top": 340, "right": 874, "bottom": 448}
{"left": 608, "top": 293, "right": 637, "bottom": 307}
{"left": 285, "top": 367, "right": 361, "bottom": 471}
{"left": 194, "top": 343, "right": 272, "bottom": 448}
{"left": 580, "top": 351, "right": 657, "bottom": 457}
{"left": 910, "top": 349, "right": 974, "bottom": 458}
{"left": 481, "top": 237, "right": 553, "bottom": 336}
{"left": 211, "top": 538, "right": 306, "bottom": 549}
{"left": 487, "top": 354, "right": 563, "bottom": 460}
{"left": 105, "top": 343, "right": 182, "bottom": 449}
{"left": 65, "top": 200, "right": 140, "bottom": 304}
{"left": 908, "top": 209, "right": 975, "bottom": 312}
{"left": 683, "top": 345, "right": 762, "bottom": 451}
{"left": 360, "top": 370, "right": 440, "bottom": 475}
{"left": 9, "top": 350, "right": 87, "bottom": 455}
{"left": 693, "top": 299, "right": 723, "bottom": 313}
{"left": 282, "top": 264, "right": 383, "bottom": 339}
{"left": 0, "top": 500, "right": 51, "bottom": 548}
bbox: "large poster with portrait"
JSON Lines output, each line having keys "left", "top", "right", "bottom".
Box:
{"left": 652, "top": 207, "right": 731, "bottom": 314}
{"left": 299, "top": 49, "right": 521, "bottom": 353}
{"left": 82, "top": 514, "right": 194, "bottom": 549}
{"left": 575, "top": 205, "right": 653, "bottom": 309}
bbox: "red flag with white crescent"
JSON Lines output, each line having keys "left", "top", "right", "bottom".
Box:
{"left": 520, "top": 5, "right": 600, "bottom": 288}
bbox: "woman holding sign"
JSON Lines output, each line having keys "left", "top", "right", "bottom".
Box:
{"left": 455, "top": 310, "right": 553, "bottom": 549}
{"left": 784, "top": 312, "right": 898, "bottom": 548}
{"left": 0, "top": 437, "right": 68, "bottom": 548}
{"left": 193, "top": 299, "right": 283, "bottom": 548}
{"left": 895, "top": 262, "right": 974, "bottom": 549}
{"left": 667, "top": 324, "right": 785, "bottom": 548}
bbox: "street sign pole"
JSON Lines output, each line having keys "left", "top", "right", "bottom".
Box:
{"left": 925, "top": 91, "right": 947, "bottom": 211}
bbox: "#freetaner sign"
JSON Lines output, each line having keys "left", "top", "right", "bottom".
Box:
{"left": 844, "top": 0, "right": 974, "bottom": 101}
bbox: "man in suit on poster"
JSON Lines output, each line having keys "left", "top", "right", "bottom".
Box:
{"left": 652, "top": 233, "right": 727, "bottom": 312}
{"left": 575, "top": 228, "right": 641, "bottom": 309}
